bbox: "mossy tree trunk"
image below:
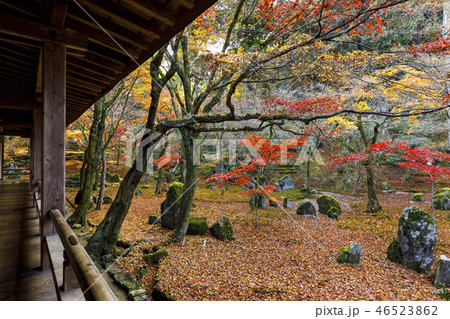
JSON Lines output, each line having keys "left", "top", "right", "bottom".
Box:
{"left": 68, "top": 101, "right": 105, "bottom": 226}
{"left": 365, "top": 161, "right": 382, "bottom": 213}
{"left": 172, "top": 128, "right": 197, "bottom": 242}
{"left": 96, "top": 149, "right": 107, "bottom": 210}
{"left": 86, "top": 159, "right": 146, "bottom": 257}
{"left": 356, "top": 115, "right": 382, "bottom": 213}
{"left": 85, "top": 43, "right": 177, "bottom": 258}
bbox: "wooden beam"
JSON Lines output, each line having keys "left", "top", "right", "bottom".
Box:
{"left": 0, "top": 12, "right": 88, "bottom": 51}
{"left": 49, "top": 1, "right": 68, "bottom": 29}
{"left": 0, "top": 99, "right": 36, "bottom": 110}
{"left": 2, "top": 129, "right": 32, "bottom": 138}
{"left": 41, "top": 41, "right": 66, "bottom": 271}
{"left": 0, "top": 122, "right": 33, "bottom": 129}
{"left": 121, "top": 0, "right": 176, "bottom": 26}
{"left": 66, "top": 13, "right": 151, "bottom": 51}
{"left": 76, "top": 0, "right": 161, "bottom": 40}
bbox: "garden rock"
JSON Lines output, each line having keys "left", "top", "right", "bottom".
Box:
{"left": 269, "top": 199, "right": 278, "bottom": 207}
{"left": 103, "top": 196, "right": 113, "bottom": 204}
{"left": 210, "top": 216, "right": 235, "bottom": 241}
{"left": 249, "top": 194, "right": 266, "bottom": 210}
{"left": 381, "top": 182, "right": 391, "bottom": 190}
{"left": 128, "top": 289, "right": 147, "bottom": 301}
{"left": 160, "top": 182, "right": 183, "bottom": 229}
{"left": 187, "top": 216, "right": 208, "bottom": 235}
{"left": 148, "top": 215, "right": 160, "bottom": 225}
{"left": 296, "top": 199, "right": 316, "bottom": 217}
{"left": 337, "top": 243, "right": 362, "bottom": 264}
{"left": 114, "top": 273, "right": 138, "bottom": 292}
{"left": 433, "top": 189, "right": 450, "bottom": 210}
{"left": 431, "top": 255, "right": 450, "bottom": 288}
{"left": 143, "top": 249, "right": 168, "bottom": 264}
{"left": 278, "top": 176, "right": 294, "bottom": 190}
{"left": 317, "top": 195, "right": 341, "bottom": 220}
{"left": 283, "top": 197, "right": 291, "bottom": 209}
{"left": 110, "top": 174, "right": 120, "bottom": 182}
{"left": 412, "top": 193, "right": 425, "bottom": 202}
{"left": 135, "top": 189, "right": 142, "bottom": 196}
{"left": 387, "top": 206, "right": 437, "bottom": 273}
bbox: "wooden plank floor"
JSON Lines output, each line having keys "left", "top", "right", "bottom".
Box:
{"left": 0, "top": 180, "right": 58, "bottom": 301}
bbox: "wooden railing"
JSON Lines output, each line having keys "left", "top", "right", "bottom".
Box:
{"left": 48, "top": 209, "right": 117, "bottom": 301}
{"left": 33, "top": 183, "right": 116, "bottom": 301}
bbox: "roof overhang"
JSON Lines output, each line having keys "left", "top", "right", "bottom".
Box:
{"left": 0, "top": 0, "right": 216, "bottom": 137}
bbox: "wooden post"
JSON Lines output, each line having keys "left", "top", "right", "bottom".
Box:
{"left": 0, "top": 131, "right": 3, "bottom": 180}
{"left": 41, "top": 41, "right": 66, "bottom": 271}
{"left": 32, "top": 105, "right": 42, "bottom": 188}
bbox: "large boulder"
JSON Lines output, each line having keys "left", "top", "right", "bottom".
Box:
{"left": 387, "top": 206, "right": 437, "bottom": 273}
{"left": 210, "top": 216, "right": 235, "bottom": 241}
{"left": 296, "top": 199, "right": 316, "bottom": 216}
{"left": 160, "top": 182, "right": 184, "bottom": 229}
{"left": 433, "top": 189, "right": 450, "bottom": 210}
{"left": 435, "top": 188, "right": 450, "bottom": 196}
{"left": 317, "top": 195, "right": 341, "bottom": 220}
{"left": 187, "top": 216, "right": 208, "bottom": 235}
{"left": 337, "top": 243, "right": 362, "bottom": 264}
{"left": 431, "top": 255, "right": 450, "bottom": 288}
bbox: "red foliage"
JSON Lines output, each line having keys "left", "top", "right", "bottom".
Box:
{"left": 256, "top": 0, "right": 387, "bottom": 36}
{"left": 153, "top": 153, "right": 183, "bottom": 170}
{"left": 369, "top": 141, "right": 450, "bottom": 181}
{"left": 409, "top": 36, "right": 450, "bottom": 56}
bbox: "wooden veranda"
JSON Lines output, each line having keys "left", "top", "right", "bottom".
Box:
{"left": 0, "top": 0, "right": 215, "bottom": 301}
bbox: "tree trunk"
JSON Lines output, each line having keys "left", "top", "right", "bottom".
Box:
{"left": 343, "top": 165, "right": 350, "bottom": 191}
{"left": 68, "top": 102, "right": 104, "bottom": 226}
{"left": 116, "top": 137, "right": 121, "bottom": 175}
{"left": 86, "top": 160, "right": 144, "bottom": 257}
{"left": 96, "top": 150, "right": 107, "bottom": 210}
{"left": 364, "top": 162, "right": 382, "bottom": 213}
{"left": 305, "top": 151, "right": 311, "bottom": 193}
{"left": 155, "top": 169, "right": 163, "bottom": 194}
{"left": 353, "top": 166, "right": 363, "bottom": 194}
{"left": 92, "top": 168, "right": 99, "bottom": 191}
{"left": 85, "top": 44, "right": 175, "bottom": 258}
{"left": 172, "top": 128, "right": 197, "bottom": 242}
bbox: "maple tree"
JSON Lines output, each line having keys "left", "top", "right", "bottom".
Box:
{"left": 207, "top": 133, "right": 299, "bottom": 228}
{"left": 82, "top": 0, "right": 450, "bottom": 257}
{"left": 369, "top": 141, "right": 450, "bottom": 217}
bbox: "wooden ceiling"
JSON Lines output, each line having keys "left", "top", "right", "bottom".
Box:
{"left": 0, "top": 0, "right": 216, "bottom": 137}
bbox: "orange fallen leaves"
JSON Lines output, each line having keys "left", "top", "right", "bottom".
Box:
{"left": 67, "top": 186, "right": 449, "bottom": 301}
